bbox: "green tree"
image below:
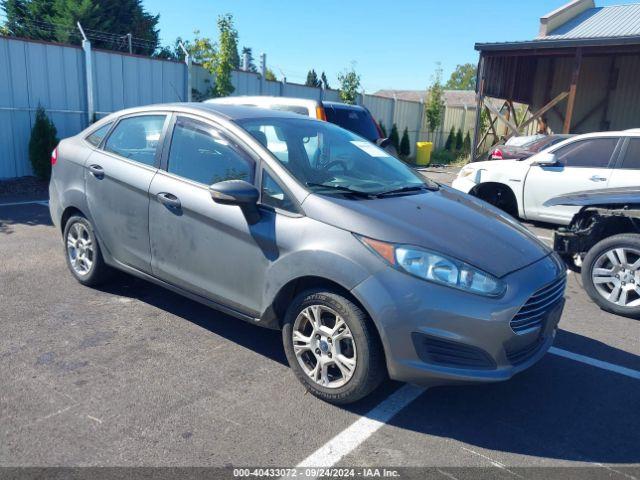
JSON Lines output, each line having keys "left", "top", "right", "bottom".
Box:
{"left": 389, "top": 124, "right": 400, "bottom": 152}
{"left": 264, "top": 68, "right": 277, "bottom": 81}
{"left": 425, "top": 63, "right": 444, "bottom": 134}
{"left": 378, "top": 121, "right": 387, "bottom": 137}
{"left": 337, "top": 64, "right": 360, "bottom": 105}
{"left": 29, "top": 105, "right": 59, "bottom": 180}
{"left": 444, "top": 127, "right": 455, "bottom": 151}
{"left": 455, "top": 128, "right": 463, "bottom": 150}
{"left": 2, "top": 0, "right": 160, "bottom": 54}
{"left": 305, "top": 69, "right": 321, "bottom": 88}
{"left": 445, "top": 63, "right": 477, "bottom": 90}
{"left": 400, "top": 127, "right": 411, "bottom": 157}
{"left": 241, "top": 46, "right": 257, "bottom": 73}
{"left": 320, "top": 71, "right": 330, "bottom": 90}
{"left": 463, "top": 131, "right": 471, "bottom": 154}
{"left": 212, "top": 13, "right": 238, "bottom": 97}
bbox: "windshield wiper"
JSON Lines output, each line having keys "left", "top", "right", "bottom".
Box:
{"left": 306, "top": 182, "right": 374, "bottom": 198}
{"left": 375, "top": 184, "right": 436, "bottom": 197}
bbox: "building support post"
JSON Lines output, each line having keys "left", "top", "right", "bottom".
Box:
{"left": 471, "top": 54, "right": 485, "bottom": 161}
{"left": 563, "top": 48, "right": 582, "bottom": 134}
{"left": 77, "top": 22, "right": 94, "bottom": 124}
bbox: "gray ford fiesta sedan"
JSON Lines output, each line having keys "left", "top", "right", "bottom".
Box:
{"left": 49, "top": 103, "right": 566, "bottom": 404}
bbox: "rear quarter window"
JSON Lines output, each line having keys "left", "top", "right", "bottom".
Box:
{"left": 85, "top": 123, "right": 113, "bottom": 147}
{"left": 620, "top": 138, "right": 640, "bottom": 169}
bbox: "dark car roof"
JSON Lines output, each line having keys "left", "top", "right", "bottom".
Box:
{"left": 544, "top": 187, "right": 640, "bottom": 207}
{"left": 321, "top": 101, "right": 367, "bottom": 111}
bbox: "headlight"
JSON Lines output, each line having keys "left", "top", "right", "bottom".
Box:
{"left": 358, "top": 237, "right": 505, "bottom": 297}
{"left": 458, "top": 166, "right": 476, "bottom": 179}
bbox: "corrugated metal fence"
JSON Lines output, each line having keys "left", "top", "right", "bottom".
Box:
{"left": 0, "top": 35, "right": 475, "bottom": 179}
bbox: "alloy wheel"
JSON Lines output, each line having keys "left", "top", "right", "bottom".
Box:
{"left": 292, "top": 305, "right": 357, "bottom": 388}
{"left": 67, "top": 222, "right": 94, "bottom": 276}
{"left": 592, "top": 247, "right": 640, "bottom": 307}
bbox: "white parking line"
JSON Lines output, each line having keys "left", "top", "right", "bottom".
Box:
{"left": 294, "top": 384, "right": 426, "bottom": 469}
{"left": 550, "top": 347, "right": 640, "bottom": 380}
{"left": 294, "top": 347, "right": 639, "bottom": 470}
{"left": 0, "top": 199, "right": 49, "bottom": 207}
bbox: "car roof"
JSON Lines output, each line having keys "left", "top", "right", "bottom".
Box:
{"left": 100, "top": 102, "right": 311, "bottom": 122}
{"left": 321, "top": 101, "right": 367, "bottom": 111}
{"left": 205, "top": 96, "right": 319, "bottom": 108}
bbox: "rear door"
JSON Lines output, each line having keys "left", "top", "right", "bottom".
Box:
{"left": 523, "top": 137, "right": 621, "bottom": 224}
{"left": 609, "top": 137, "right": 640, "bottom": 187}
{"left": 85, "top": 112, "right": 169, "bottom": 272}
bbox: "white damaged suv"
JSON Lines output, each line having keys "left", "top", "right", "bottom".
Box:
{"left": 452, "top": 131, "right": 640, "bottom": 225}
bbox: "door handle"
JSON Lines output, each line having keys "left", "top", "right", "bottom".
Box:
{"left": 88, "top": 164, "right": 104, "bottom": 179}
{"left": 589, "top": 175, "right": 607, "bottom": 182}
{"left": 157, "top": 192, "right": 181, "bottom": 209}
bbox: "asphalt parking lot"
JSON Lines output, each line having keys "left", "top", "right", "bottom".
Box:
{"left": 1, "top": 172, "right": 639, "bottom": 478}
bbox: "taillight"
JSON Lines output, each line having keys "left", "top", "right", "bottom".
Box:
{"left": 492, "top": 149, "right": 503, "bottom": 159}
{"left": 373, "top": 118, "right": 384, "bottom": 139}
{"left": 51, "top": 147, "right": 58, "bottom": 166}
{"left": 316, "top": 106, "right": 327, "bottom": 121}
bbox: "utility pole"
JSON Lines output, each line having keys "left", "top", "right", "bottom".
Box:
{"left": 242, "top": 51, "right": 249, "bottom": 72}
{"left": 259, "top": 53, "right": 266, "bottom": 95}
{"left": 126, "top": 33, "right": 132, "bottom": 54}
{"left": 179, "top": 41, "right": 192, "bottom": 102}
{"left": 77, "top": 22, "right": 94, "bottom": 124}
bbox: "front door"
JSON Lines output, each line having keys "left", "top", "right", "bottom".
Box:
{"left": 85, "top": 113, "right": 167, "bottom": 272}
{"left": 148, "top": 115, "right": 268, "bottom": 316}
{"left": 523, "top": 137, "right": 621, "bottom": 224}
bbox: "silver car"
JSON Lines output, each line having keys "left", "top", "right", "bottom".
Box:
{"left": 49, "top": 103, "right": 566, "bottom": 404}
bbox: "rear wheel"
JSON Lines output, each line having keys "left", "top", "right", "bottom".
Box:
{"left": 282, "top": 290, "right": 386, "bottom": 404}
{"left": 63, "top": 215, "right": 112, "bottom": 286}
{"left": 582, "top": 234, "right": 640, "bottom": 318}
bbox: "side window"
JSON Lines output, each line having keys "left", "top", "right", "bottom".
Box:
{"left": 620, "top": 139, "right": 640, "bottom": 170}
{"left": 554, "top": 138, "right": 618, "bottom": 168}
{"left": 86, "top": 122, "right": 112, "bottom": 147}
{"left": 261, "top": 170, "right": 296, "bottom": 212}
{"left": 168, "top": 117, "right": 254, "bottom": 185}
{"left": 104, "top": 115, "right": 166, "bottom": 166}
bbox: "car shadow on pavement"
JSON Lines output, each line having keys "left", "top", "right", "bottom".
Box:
{"left": 385, "top": 339, "right": 639, "bottom": 464}
{"left": 555, "top": 328, "right": 640, "bottom": 371}
{"left": 97, "top": 273, "right": 289, "bottom": 367}
{"left": 0, "top": 203, "right": 52, "bottom": 234}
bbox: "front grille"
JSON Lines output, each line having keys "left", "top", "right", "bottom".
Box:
{"left": 510, "top": 276, "right": 566, "bottom": 334}
{"left": 412, "top": 333, "right": 497, "bottom": 370}
{"left": 505, "top": 337, "right": 544, "bottom": 365}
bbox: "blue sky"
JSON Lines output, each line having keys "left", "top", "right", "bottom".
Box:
{"left": 145, "top": 0, "right": 632, "bottom": 92}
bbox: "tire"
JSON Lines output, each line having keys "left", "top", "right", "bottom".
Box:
{"left": 282, "top": 290, "right": 386, "bottom": 404}
{"left": 582, "top": 233, "right": 640, "bottom": 318}
{"left": 63, "top": 214, "right": 113, "bottom": 287}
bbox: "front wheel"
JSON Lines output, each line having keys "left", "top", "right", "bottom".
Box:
{"left": 582, "top": 234, "right": 640, "bottom": 318}
{"left": 282, "top": 290, "right": 386, "bottom": 404}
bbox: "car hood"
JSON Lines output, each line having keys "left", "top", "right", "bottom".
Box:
{"left": 544, "top": 187, "right": 640, "bottom": 207}
{"left": 302, "top": 185, "right": 551, "bottom": 278}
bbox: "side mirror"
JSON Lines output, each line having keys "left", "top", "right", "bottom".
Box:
{"left": 376, "top": 137, "right": 391, "bottom": 148}
{"left": 532, "top": 152, "right": 558, "bottom": 166}
{"left": 209, "top": 180, "right": 261, "bottom": 225}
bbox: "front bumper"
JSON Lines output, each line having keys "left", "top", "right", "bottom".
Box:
{"left": 451, "top": 176, "right": 476, "bottom": 194}
{"left": 352, "top": 254, "right": 565, "bottom": 386}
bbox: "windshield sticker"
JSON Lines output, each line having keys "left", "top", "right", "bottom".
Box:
{"left": 350, "top": 140, "right": 390, "bottom": 158}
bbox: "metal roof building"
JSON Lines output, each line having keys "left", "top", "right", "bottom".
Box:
{"left": 472, "top": 0, "right": 640, "bottom": 159}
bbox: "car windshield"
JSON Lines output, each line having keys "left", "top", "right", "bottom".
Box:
{"left": 238, "top": 117, "right": 434, "bottom": 197}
